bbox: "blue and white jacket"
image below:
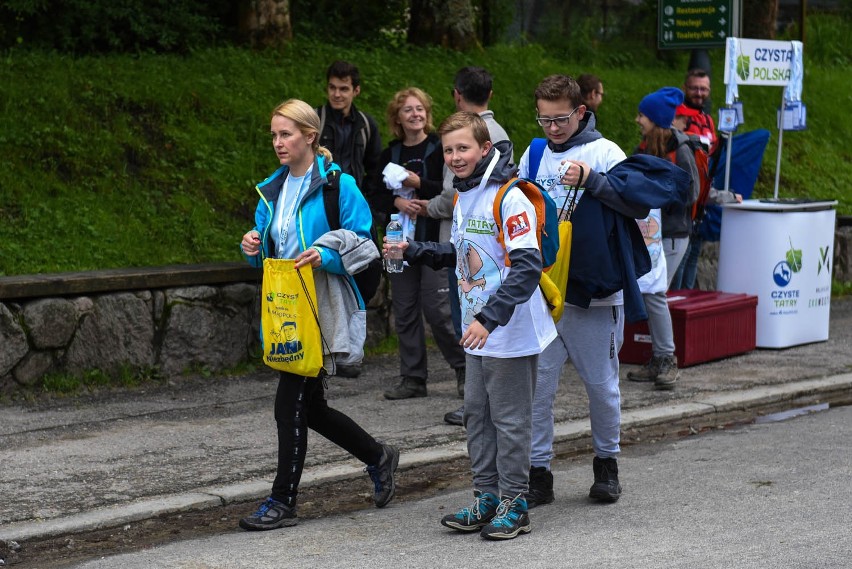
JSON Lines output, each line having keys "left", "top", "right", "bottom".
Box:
{"left": 242, "top": 155, "right": 373, "bottom": 304}
{"left": 242, "top": 155, "right": 375, "bottom": 370}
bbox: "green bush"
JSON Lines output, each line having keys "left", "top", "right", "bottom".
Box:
{"left": 0, "top": 34, "right": 849, "bottom": 277}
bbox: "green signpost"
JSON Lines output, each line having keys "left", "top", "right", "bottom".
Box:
{"left": 658, "top": 0, "right": 738, "bottom": 50}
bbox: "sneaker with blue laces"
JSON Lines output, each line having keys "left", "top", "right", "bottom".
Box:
{"left": 365, "top": 443, "right": 400, "bottom": 508}
{"left": 440, "top": 490, "right": 500, "bottom": 532}
{"left": 238, "top": 497, "right": 298, "bottom": 531}
{"left": 480, "top": 494, "right": 531, "bottom": 540}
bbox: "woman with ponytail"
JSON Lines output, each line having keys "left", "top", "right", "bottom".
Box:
{"left": 238, "top": 99, "right": 399, "bottom": 531}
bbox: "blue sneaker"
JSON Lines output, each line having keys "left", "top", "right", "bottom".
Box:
{"left": 365, "top": 443, "right": 400, "bottom": 508}
{"left": 440, "top": 490, "right": 500, "bottom": 532}
{"left": 238, "top": 497, "right": 298, "bottom": 531}
{"left": 480, "top": 494, "right": 531, "bottom": 540}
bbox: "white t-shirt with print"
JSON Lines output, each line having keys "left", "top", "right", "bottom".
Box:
{"left": 452, "top": 181, "right": 557, "bottom": 358}
{"left": 518, "top": 139, "right": 627, "bottom": 307}
{"left": 637, "top": 208, "right": 667, "bottom": 294}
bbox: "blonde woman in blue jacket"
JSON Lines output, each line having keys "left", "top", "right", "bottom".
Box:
{"left": 238, "top": 99, "right": 398, "bottom": 531}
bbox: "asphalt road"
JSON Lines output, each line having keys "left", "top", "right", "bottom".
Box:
{"left": 2, "top": 296, "right": 851, "bottom": 567}
{"left": 64, "top": 403, "right": 852, "bottom": 569}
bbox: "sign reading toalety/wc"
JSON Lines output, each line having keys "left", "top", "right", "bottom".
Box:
{"left": 658, "top": 0, "right": 737, "bottom": 49}
{"left": 723, "top": 38, "right": 794, "bottom": 86}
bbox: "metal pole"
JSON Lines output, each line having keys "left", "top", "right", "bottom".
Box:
{"left": 774, "top": 90, "right": 785, "bottom": 199}
{"left": 724, "top": 129, "right": 733, "bottom": 192}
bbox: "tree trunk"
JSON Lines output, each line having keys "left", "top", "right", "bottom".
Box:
{"left": 742, "top": 0, "right": 778, "bottom": 39}
{"left": 239, "top": 0, "right": 293, "bottom": 47}
{"left": 408, "top": 0, "right": 478, "bottom": 50}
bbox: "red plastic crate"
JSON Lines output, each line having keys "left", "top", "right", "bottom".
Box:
{"left": 620, "top": 290, "right": 758, "bottom": 367}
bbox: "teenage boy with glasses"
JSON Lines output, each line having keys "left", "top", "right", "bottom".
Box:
{"left": 517, "top": 74, "right": 648, "bottom": 509}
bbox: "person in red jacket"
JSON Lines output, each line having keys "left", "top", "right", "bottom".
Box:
{"left": 673, "top": 68, "right": 718, "bottom": 156}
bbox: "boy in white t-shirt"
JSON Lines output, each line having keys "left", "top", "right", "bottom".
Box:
{"left": 385, "top": 111, "right": 556, "bottom": 540}
{"left": 517, "top": 74, "right": 648, "bottom": 508}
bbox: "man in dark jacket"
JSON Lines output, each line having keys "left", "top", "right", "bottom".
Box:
{"left": 316, "top": 61, "right": 383, "bottom": 208}
{"left": 315, "top": 61, "right": 383, "bottom": 379}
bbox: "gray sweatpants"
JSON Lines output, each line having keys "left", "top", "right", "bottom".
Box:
{"left": 531, "top": 304, "right": 623, "bottom": 467}
{"left": 643, "top": 291, "right": 676, "bottom": 356}
{"left": 463, "top": 352, "right": 538, "bottom": 498}
{"left": 664, "top": 236, "right": 689, "bottom": 288}
{"left": 389, "top": 264, "right": 466, "bottom": 380}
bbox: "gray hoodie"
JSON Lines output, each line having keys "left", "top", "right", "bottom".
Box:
{"left": 311, "top": 229, "right": 379, "bottom": 373}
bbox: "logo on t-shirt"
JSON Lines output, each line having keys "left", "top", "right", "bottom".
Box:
{"left": 506, "top": 211, "right": 531, "bottom": 240}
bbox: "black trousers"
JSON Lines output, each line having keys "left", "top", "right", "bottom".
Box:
{"left": 271, "top": 372, "right": 383, "bottom": 505}
{"left": 389, "top": 264, "right": 466, "bottom": 380}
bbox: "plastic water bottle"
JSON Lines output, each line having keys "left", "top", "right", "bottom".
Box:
{"left": 385, "top": 214, "right": 404, "bottom": 273}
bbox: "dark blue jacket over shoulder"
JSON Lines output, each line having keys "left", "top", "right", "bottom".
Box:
{"left": 566, "top": 154, "right": 692, "bottom": 323}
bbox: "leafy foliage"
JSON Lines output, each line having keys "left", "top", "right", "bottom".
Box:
{"left": 0, "top": 28, "right": 849, "bottom": 277}
{"left": 0, "top": 0, "right": 236, "bottom": 53}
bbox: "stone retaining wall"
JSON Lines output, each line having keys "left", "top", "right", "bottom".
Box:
{"left": 2, "top": 225, "right": 850, "bottom": 393}
{"left": 0, "top": 267, "right": 391, "bottom": 393}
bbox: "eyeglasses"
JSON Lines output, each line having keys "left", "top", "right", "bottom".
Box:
{"left": 535, "top": 107, "right": 579, "bottom": 127}
{"left": 687, "top": 86, "right": 710, "bottom": 93}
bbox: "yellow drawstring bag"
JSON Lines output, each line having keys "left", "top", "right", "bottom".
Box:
{"left": 542, "top": 176, "right": 580, "bottom": 323}
{"left": 260, "top": 258, "right": 324, "bottom": 377}
{"left": 538, "top": 272, "right": 564, "bottom": 322}
{"left": 546, "top": 219, "right": 573, "bottom": 309}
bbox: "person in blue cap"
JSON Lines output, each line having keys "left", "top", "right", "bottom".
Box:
{"left": 628, "top": 87, "right": 700, "bottom": 389}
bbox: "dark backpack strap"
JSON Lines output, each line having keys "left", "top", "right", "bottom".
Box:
{"left": 322, "top": 169, "right": 382, "bottom": 302}
{"left": 322, "top": 170, "right": 342, "bottom": 230}
{"left": 422, "top": 139, "right": 438, "bottom": 180}
{"left": 528, "top": 137, "right": 547, "bottom": 180}
{"left": 358, "top": 110, "right": 370, "bottom": 148}
{"left": 390, "top": 141, "right": 401, "bottom": 166}
{"left": 318, "top": 105, "right": 327, "bottom": 138}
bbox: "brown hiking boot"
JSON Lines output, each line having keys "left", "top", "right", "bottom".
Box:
{"left": 654, "top": 355, "right": 680, "bottom": 390}
{"left": 626, "top": 356, "right": 661, "bottom": 382}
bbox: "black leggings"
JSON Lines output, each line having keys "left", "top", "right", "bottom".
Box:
{"left": 271, "top": 372, "right": 383, "bottom": 505}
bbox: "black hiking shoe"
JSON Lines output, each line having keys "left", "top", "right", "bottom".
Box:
{"left": 335, "top": 364, "right": 361, "bottom": 378}
{"left": 383, "top": 376, "right": 427, "bottom": 400}
{"left": 525, "top": 466, "right": 554, "bottom": 508}
{"left": 589, "top": 456, "right": 622, "bottom": 503}
{"left": 443, "top": 405, "right": 464, "bottom": 426}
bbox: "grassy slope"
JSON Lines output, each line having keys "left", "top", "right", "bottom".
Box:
{"left": 1, "top": 40, "right": 849, "bottom": 277}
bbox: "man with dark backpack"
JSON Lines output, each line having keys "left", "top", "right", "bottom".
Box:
{"left": 316, "top": 61, "right": 384, "bottom": 377}
{"left": 316, "top": 61, "right": 383, "bottom": 196}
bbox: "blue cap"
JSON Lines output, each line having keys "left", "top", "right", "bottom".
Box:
{"left": 638, "top": 87, "right": 685, "bottom": 128}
